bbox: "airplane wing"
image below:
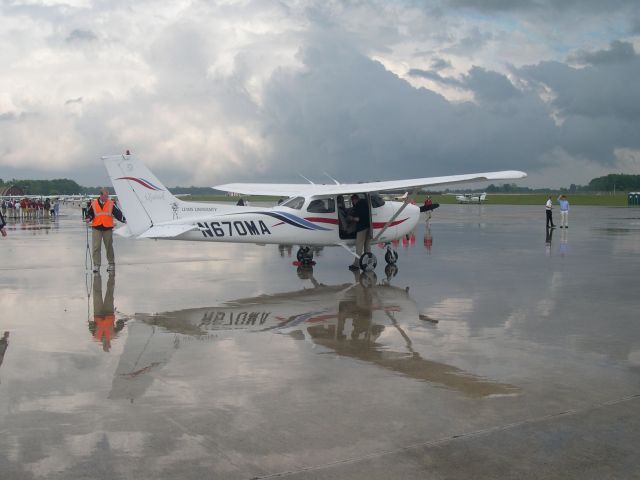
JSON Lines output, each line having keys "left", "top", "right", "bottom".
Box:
{"left": 137, "top": 224, "right": 198, "bottom": 239}
{"left": 213, "top": 183, "right": 317, "bottom": 197}
{"left": 214, "top": 170, "right": 526, "bottom": 197}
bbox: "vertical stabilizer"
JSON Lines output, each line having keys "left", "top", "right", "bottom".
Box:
{"left": 102, "top": 154, "right": 179, "bottom": 236}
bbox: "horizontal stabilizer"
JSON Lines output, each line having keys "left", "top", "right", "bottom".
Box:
{"left": 138, "top": 224, "right": 196, "bottom": 239}
{"left": 114, "top": 225, "right": 133, "bottom": 238}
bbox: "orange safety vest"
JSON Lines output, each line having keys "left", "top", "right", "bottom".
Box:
{"left": 91, "top": 199, "right": 115, "bottom": 228}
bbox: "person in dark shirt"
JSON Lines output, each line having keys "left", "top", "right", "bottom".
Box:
{"left": 348, "top": 194, "right": 371, "bottom": 270}
{"left": 0, "top": 332, "right": 9, "bottom": 370}
{"left": 86, "top": 188, "right": 126, "bottom": 273}
{"left": 0, "top": 209, "right": 7, "bottom": 237}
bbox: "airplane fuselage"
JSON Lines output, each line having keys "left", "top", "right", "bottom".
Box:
{"left": 154, "top": 198, "right": 420, "bottom": 246}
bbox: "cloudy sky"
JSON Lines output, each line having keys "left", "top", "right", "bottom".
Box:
{"left": 1, "top": 0, "right": 639, "bottom": 188}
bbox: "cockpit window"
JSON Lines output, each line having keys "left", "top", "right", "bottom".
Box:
{"left": 370, "top": 193, "right": 385, "bottom": 208}
{"left": 281, "top": 196, "right": 305, "bottom": 210}
{"left": 307, "top": 198, "right": 335, "bottom": 213}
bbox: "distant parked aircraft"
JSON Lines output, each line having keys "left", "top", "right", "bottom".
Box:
{"left": 455, "top": 192, "right": 487, "bottom": 204}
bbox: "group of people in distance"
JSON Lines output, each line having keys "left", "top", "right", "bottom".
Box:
{"left": 545, "top": 194, "right": 570, "bottom": 229}
{"left": 1, "top": 197, "right": 60, "bottom": 220}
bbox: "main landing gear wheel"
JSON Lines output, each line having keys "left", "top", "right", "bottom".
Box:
{"left": 384, "top": 248, "right": 398, "bottom": 265}
{"left": 296, "top": 246, "right": 314, "bottom": 265}
{"left": 359, "top": 252, "right": 377, "bottom": 272}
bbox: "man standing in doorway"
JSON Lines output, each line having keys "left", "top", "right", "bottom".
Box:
{"left": 348, "top": 194, "right": 371, "bottom": 270}
{"left": 86, "top": 188, "right": 126, "bottom": 273}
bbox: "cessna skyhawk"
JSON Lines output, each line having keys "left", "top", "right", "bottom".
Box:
{"left": 103, "top": 154, "right": 525, "bottom": 271}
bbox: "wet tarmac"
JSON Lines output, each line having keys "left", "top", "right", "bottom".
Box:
{"left": 1, "top": 204, "right": 639, "bottom": 479}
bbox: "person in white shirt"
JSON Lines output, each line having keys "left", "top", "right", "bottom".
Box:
{"left": 545, "top": 196, "right": 555, "bottom": 228}
{"left": 557, "top": 195, "right": 570, "bottom": 229}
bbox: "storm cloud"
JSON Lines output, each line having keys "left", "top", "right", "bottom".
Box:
{"left": 0, "top": 0, "right": 639, "bottom": 187}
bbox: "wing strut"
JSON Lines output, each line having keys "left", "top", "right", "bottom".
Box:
{"left": 298, "top": 174, "right": 315, "bottom": 184}
{"left": 373, "top": 191, "right": 413, "bottom": 242}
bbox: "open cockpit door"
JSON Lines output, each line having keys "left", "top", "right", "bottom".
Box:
{"left": 337, "top": 193, "right": 390, "bottom": 241}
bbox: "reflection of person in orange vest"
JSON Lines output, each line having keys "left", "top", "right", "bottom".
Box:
{"left": 89, "top": 272, "right": 125, "bottom": 352}
{"left": 85, "top": 188, "right": 126, "bottom": 273}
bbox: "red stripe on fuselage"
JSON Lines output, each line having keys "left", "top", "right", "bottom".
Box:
{"left": 304, "top": 217, "right": 339, "bottom": 225}
{"left": 372, "top": 218, "right": 408, "bottom": 229}
{"left": 303, "top": 217, "right": 409, "bottom": 228}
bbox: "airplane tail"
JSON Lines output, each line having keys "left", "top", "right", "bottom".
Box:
{"left": 102, "top": 154, "right": 180, "bottom": 236}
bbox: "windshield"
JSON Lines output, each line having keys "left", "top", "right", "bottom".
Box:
{"left": 307, "top": 197, "right": 335, "bottom": 213}
{"left": 281, "top": 196, "right": 305, "bottom": 210}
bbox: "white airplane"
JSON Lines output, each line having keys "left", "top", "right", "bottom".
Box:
{"left": 455, "top": 192, "right": 487, "bottom": 204}
{"left": 103, "top": 154, "right": 525, "bottom": 271}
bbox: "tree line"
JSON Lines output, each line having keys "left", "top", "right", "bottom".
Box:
{"left": 447, "top": 174, "right": 640, "bottom": 194}
{"left": 0, "top": 178, "right": 85, "bottom": 196}
{"left": 0, "top": 177, "right": 222, "bottom": 196}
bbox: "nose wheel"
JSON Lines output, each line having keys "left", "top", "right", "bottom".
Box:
{"left": 384, "top": 247, "right": 398, "bottom": 265}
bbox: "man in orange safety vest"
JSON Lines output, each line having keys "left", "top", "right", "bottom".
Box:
{"left": 86, "top": 188, "right": 126, "bottom": 273}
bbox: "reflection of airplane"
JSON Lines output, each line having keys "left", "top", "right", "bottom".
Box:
{"left": 121, "top": 270, "right": 519, "bottom": 400}
{"left": 455, "top": 192, "right": 487, "bottom": 204}
{"left": 109, "top": 322, "right": 178, "bottom": 401}
{"left": 103, "top": 154, "right": 524, "bottom": 271}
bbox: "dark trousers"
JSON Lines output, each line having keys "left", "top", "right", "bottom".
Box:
{"left": 546, "top": 210, "right": 554, "bottom": 227}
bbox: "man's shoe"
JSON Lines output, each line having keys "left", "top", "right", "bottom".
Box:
{"left": 107, "top": 264, "right": 115, "bottom": 272}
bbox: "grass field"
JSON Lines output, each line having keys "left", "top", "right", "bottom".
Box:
{"left": 184, "top": 193, "right": 631, "bottom": 207}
